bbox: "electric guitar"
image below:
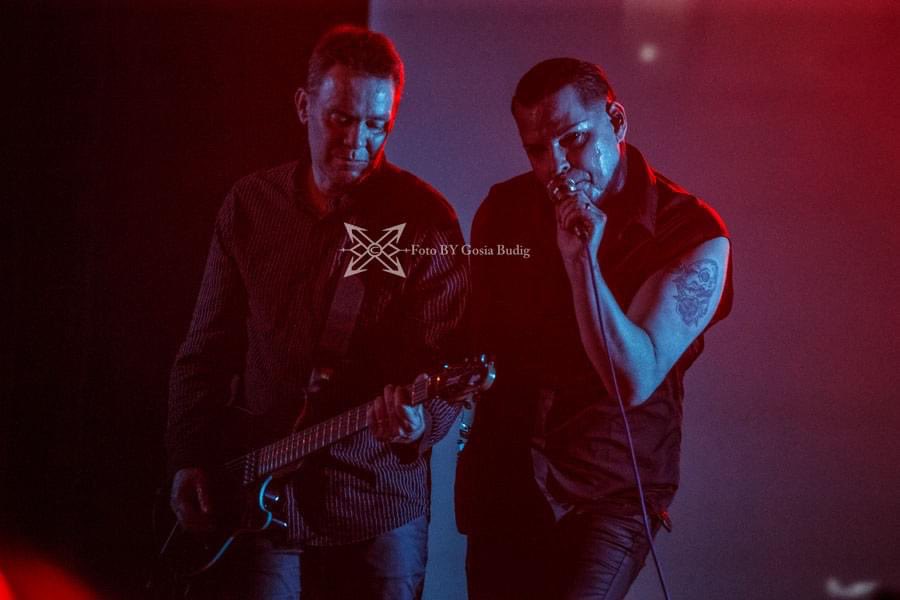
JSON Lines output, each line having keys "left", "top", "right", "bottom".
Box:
{"left": 149, "top": 355, "right": 495, "bottom": 589}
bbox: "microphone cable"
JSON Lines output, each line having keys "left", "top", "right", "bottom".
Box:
{"left": 583, "top": 228, "right": 673, "bottom": 600}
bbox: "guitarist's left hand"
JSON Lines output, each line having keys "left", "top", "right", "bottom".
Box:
{"left": 367, "top": 384, "right": 426, "bottom": 444}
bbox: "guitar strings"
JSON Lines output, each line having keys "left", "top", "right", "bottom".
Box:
{"left": 218, "top": 365, "right": 480, "bottom": 484}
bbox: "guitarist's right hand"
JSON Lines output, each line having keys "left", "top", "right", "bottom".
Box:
{"left": 170, "top": 467, "right": 214, "bottom": 533}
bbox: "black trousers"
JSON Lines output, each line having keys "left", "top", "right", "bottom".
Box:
{"left": 466, "top": 510, "right": 659, "bottom": 600}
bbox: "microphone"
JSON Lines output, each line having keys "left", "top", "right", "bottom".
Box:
{"left": 548, "top": 178, "right": 591, "bottom": 241}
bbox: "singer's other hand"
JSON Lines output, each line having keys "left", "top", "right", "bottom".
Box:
{"left": 554, "top": 195, "right": 607, "bottom": 265}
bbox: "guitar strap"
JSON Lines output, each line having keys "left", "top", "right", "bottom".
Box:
{"left": 313, "top": 269, "right": 365, "bottom": 379}
{"left": 294, "top": 234, "right": 366, "bottom": 429}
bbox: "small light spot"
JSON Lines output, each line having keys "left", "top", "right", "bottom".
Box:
{"left": 639, "top": 43, "right": 659, "bottom": 63}
{"left": 825, "top": 577, "right": 879, "bottom": 598}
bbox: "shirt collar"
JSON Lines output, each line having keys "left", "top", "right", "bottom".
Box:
{"left": 603, "top": 143, "right": 658, "bottom": 237}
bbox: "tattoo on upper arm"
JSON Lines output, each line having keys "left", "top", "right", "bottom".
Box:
{"left": 669, "top": 259, "right": 719, "bottom": 327}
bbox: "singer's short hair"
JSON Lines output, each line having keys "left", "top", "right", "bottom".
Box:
{"left": 512, "top": 58, "right": 615, "bottom": 113}
{"left": 307, "top": 25, "right": 405, "bottom": 104}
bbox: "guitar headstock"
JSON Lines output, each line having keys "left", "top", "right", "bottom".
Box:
{"left": 415, "top": 354, "right": 496, "bottom": 407}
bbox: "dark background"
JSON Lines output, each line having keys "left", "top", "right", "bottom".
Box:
{"left": 3, "top": 2, "right": 365, "bottom": 597}
{"left": 4, "top": 1, "right": 900, "bottom": 599}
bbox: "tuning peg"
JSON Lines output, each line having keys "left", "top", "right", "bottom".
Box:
{"left": 271, "top": 518, "right": 289, "bottom": 529}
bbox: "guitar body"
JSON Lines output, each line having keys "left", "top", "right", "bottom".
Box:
{"left": 153, "top": 475, "right": 288, "bottom": 586}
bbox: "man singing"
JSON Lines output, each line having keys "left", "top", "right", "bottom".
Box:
{"left": 456, "top": 58, "right": 733, "bottom": 599}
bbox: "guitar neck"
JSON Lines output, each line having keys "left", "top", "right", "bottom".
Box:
{"left": 255, "top": 400, "right": 371, "bottom": 480}
{"left": 233, "top": 379, "right": 428, "bottom": 484}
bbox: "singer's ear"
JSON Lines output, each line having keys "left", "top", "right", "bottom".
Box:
{"left": 295, "top": 87, "right": 310, "bottom": 125}
{"left": 607, "top": 102, "right": 627, "bottom": 142}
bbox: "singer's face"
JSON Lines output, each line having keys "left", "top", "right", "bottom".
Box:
{"left": 297, "top": 65, "right": 396, "bottom": 198}
{"left": 514, "top": 85, "right": 626, "bottom": 206}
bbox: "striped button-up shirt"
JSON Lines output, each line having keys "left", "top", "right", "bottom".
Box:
{"left": 167, "top": 156, "right": 469, "bottom": 545}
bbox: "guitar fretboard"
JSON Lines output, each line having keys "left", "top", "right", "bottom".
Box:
{"left": 218, "top": 361, "right": 487, "bottom": 488}
{"left": 253, "top": 401, "right": 368, "bottom": 479}
{"left": 243, "top": 378, "right": 429, "bottom": 484}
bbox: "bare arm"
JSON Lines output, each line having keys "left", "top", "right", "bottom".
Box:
{"left": 557, "top": 197, "right": 729, "bottom": 405}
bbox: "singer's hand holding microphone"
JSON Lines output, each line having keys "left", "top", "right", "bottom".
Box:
{"left": 548, "top": 177, "right": 607, "bottom": 265}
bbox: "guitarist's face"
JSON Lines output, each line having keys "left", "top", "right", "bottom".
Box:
{"left": 296, "top": 64, "right": 397, "bottom": 200}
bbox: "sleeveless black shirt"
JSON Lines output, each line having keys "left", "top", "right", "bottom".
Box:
{"left": 457, "top": 144, "right": 733, "bottom": 534}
